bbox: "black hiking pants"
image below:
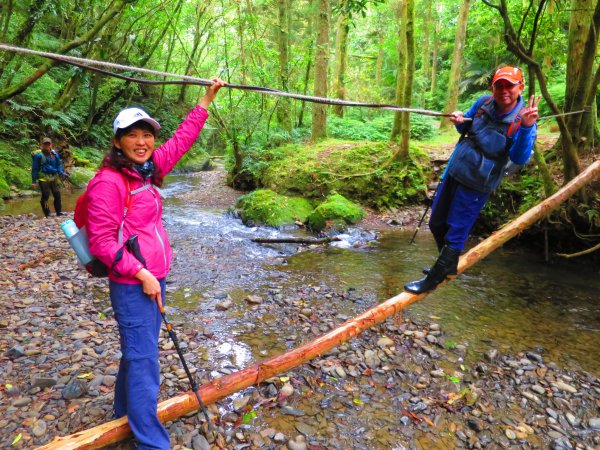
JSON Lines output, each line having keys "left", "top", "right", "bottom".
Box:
{"left": 39, "top": 178, "right": 62, "bottom": 217}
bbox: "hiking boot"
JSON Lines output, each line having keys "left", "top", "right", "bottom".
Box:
{"left": 404, "top": 246, "right": 461, "bottom": 294}
{"left": 56, "top": 212, "right": 65, "bottom": 216}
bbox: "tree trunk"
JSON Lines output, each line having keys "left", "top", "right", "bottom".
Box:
{"left": 440, "top": 0, "right": 470, "bottom": 130}
{"left": 276, "top": 0, "right": 292, "bottom": 130}
{"left": 311, "top": 0, "right": 330, "bottom": 140}
{"left": 332, "top": 0, "right": 350, "bottom": 117}
{"left": 38, "top": 159, "right": 600, "bottom": 450}
{"left": 420, "top": 0, "right": 432, "bottom": 104}
{"left": 399, "top": 0, "right": 415, "bottom": 159}
{"left": 390, "top": 0, "right": 407, "bottom": 142}
{"left": 298, "top": 0, "right": 315, "bottom": 128}
{"left": 53, "top": 70, "right": 83, "bottom": 112}
{"left": 430, "top": 15, "right": 439, "bottom": 95}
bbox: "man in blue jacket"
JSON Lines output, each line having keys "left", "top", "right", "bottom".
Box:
{"left": 405, "top": 66, "right": 541, "bottom": 294}
{"left": 31, "top": 137, "right": 67, "bottom": 217}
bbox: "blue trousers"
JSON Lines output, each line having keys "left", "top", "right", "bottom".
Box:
{"left": 428, "top": 175, "right": 489, "bottom": 251}
{"left": 109, "top": 280, "right": 170, "bottom": 450}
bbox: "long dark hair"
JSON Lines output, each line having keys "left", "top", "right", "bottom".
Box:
{"left": 100, "top": 121, "right": 164, "bottom": 186}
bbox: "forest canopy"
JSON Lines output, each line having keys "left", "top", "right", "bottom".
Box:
{"left": 0, "top": 0, "right": 598, "bottom": 190}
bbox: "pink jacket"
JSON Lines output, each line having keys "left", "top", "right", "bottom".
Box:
{"left": 87, "top": 106, "right": 209, "bottom": 284}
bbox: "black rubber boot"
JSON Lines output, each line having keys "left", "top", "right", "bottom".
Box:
{"left": 54, "top": 192, "right": 63, "bottom": 216}
{"left": 41, "top": 201, "right": 51, "bottom": 218}
{"left": 404, "top": 246, "right": 461, "bottom": 294}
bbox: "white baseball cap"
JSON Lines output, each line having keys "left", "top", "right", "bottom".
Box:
{"left": 113, "top": 107, "right": 161, "bottom": 134}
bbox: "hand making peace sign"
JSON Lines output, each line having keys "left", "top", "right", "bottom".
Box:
{"left": 521, "top": 95, "right": 541, "bottom": 127}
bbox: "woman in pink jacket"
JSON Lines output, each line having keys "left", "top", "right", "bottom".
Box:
{"left": 86, "top": 78, "right": 225, "bottom": 450}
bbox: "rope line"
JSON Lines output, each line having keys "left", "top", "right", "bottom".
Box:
{"left": 0, "top": 43, "right": 588, "bottom": 121}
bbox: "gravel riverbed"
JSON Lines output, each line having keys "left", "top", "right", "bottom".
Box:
{"left": 1, "top": 173, "right": 599, "bottom": 450}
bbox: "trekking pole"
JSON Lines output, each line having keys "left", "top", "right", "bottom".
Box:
{"left": 156, "top": 297, "right": 213, "bottom": 430}
{"left": 409, "top": 182, "right": 440, "bottom": 245}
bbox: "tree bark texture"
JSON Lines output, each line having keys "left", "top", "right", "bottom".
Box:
{"left": 38, "top": 159, "right": 600, "bottom": 450}
{"left": 332, "top": 0, "right": 350, "bottom": 117}
{"left": 277, "top": 0, "right": 292, "bottom": 130}
{"left": 391, "top": 0, "right": 408, "bottom": 141}
{"left": 440, "top": 0, "right": 470, "bottom": 130}
{"left": 311, "top": 0, "right": 330, "bottom": 140}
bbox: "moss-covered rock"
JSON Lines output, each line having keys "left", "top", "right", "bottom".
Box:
{"left": 237, "top": 189, "right": 314, "bottom": 227}
{"left": 68, "top": 167, "right": 96, "bottom": 188}
{"left": 307, "top": 193, "right": 365, "bottom": 232}
{"left": 259, "top": 140, "right": 429, "bottom": 210}
{"left": 0, "top": 161, "right": 31, "bottom": 191}
{"left": 0, "top": 177, "right": 10, "bottom": 198}
{"left": 175, "top": 147, "right": 213, "bottom": 173}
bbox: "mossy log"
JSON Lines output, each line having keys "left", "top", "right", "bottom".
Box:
{"left": 38, "top": 159, "right": 600, "bottom": 450}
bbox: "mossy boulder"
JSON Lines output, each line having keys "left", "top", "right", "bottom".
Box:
{"left": 0, "top": 177, "right": 10, "bottom": 198}
{"left": 259, "top": 140, "right": 429, "bottom": 210}
{"left": 307, "top": 193, "right": 365, "bottom": 232}
{"left": 68, "top": 167, "right": 96, "bottom": 188}
{"left": 0, "top": 161, "right": 30, "bottom": 191}
{"left": 237, "top": 189, "right": 314, "bottom": 227}
{"left": 176, "top": 147, "right": 213, "bottom": 173}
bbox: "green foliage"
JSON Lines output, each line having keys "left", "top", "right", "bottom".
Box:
{"left": 72, "top": 146, "right": 104, "bottom": 168}
{"left": 236, "top": 189, "right": 314, "bottom": 227}
{"left": 327, "top": 114, "right": 435, "bottom": 141}
{"left": 306, "top": 193, "right": 365, "bottom": 232}
{"left": 68, "top": 167, "right": 96, "bottom": 188}
{"left": 258, "top": 140, "right": 429, "bottom": 210}
{"left": 0, "top": 177, "right": 10, "bottom": 198}
{"left": 175, "top": 146, "right": 213, "bottom": 173}
{"left": 478, "top": 169, "right": 545, "bottom": 231}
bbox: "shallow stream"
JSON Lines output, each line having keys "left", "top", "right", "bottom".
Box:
{"left": 3, "top": 174, "right": 599, "bottom": 375}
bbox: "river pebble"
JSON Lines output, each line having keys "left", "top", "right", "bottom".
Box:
{"left": 1, "top": 213, "right": 599, "bottom": 449}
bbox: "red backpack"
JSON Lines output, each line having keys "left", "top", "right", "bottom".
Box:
{"left": 74, "top": 169, "right": 133, "bottom": 277}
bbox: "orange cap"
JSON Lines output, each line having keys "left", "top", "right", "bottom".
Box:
{"left": 492, "top": 66, "right": 523, "bottom": 85}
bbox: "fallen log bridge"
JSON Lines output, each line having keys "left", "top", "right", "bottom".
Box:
{"left": 39, "top": 159, "right": 600, "bottom": 450}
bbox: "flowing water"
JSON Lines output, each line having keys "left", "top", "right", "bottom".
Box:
{"left": 4, "top": 174, "right": 599, "bottom": 375}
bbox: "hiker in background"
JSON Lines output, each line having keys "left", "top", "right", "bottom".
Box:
{"left": 31, "top": 136, "right": 67, "bottom": 217}
{"left": 85, "top": 78, "right": 225, "bottom": 450}
{"left": 404, "top": 66, "right": 540, "bottom": 294}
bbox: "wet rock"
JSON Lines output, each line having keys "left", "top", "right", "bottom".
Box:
{"left": 588, "top": 417, "right": 600, "bottom": 430}
{"left": 287, "top": 435, "right": 307, "bottom": 450}
{"left": 33, "top": 376, "right": 58, "bottom": 389}
{"left": 32, "top": 419, "right": 47, "bottom": 437}
{"left": 364, "top": 349, "right": 381, "bottom": 369}
{"left": 12, "top": 396, "right": 32, "bottom": 407}
{"left": 484, "top": 349, "right": 498, "bottom": 362}
{"left": 244, "top": 295, "right": 262, "bottom": 305}
{"left": 553, "top": 381, "right": 577, "bottom": 394}
{"left": 215, "top": 299, "right": 233, "bottom": 311}
{"left": 468, "top": 419, "right": 484, "bottom": 433}
{"left": 530, "top": 384, "right": 546, "bottom": 395}
{"left": 294, "top": 422, "right": 316, "bottom": 436}
{"left": 61, "top": 378, "right": 88, "bottom": 399}
{"left": 192, "top": 434, "right": 211, "bottom": 450}
{"left": 5, "top": 345, "right": 25, "bottom": 359}
{"left": 377, "top": 337, "right": 394, "bottom": 348}
{"left": 280, "top": 406, "right": 305, "bottom": 416}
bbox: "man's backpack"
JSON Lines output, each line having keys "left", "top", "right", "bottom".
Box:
{"left": 73, "top": 169, "right": 134, "bottom": 277}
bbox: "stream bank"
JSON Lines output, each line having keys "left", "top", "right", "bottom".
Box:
{"left": 1, "top": 170, "right": 599, "bottom": 450}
